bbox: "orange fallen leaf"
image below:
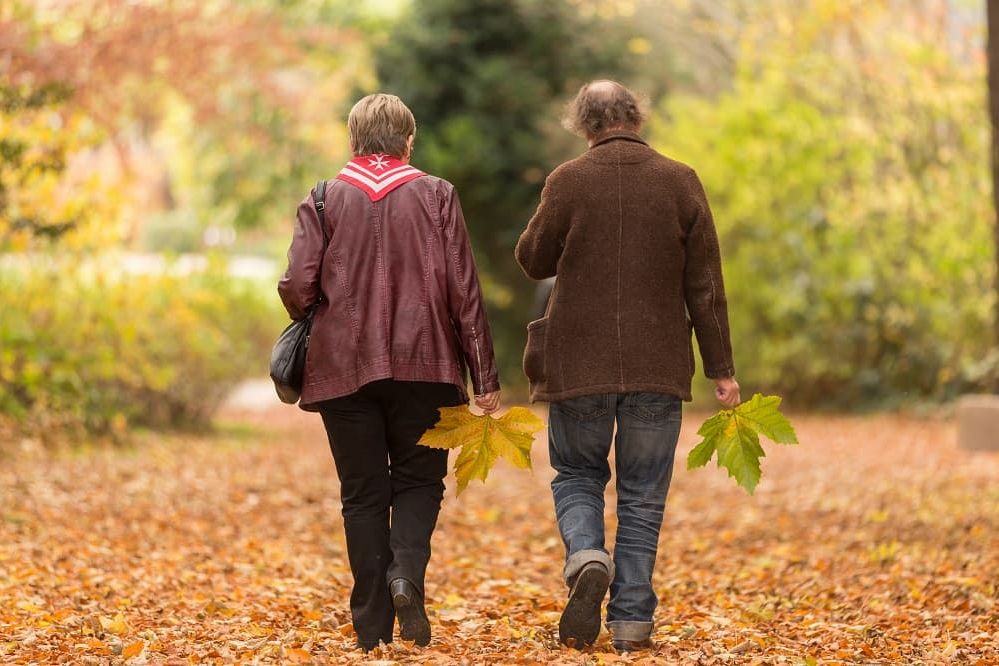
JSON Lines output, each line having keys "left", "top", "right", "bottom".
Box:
{"left": 286, "top": 647, "right": 312, "bottom": 663}
{"left": 122, "top": 641, "right": 144, "bottom": 659}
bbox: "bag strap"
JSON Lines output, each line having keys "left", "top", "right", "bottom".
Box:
{"left": 312, "top": 180, "right": 329, "bottom": 247}
{"left": 310, "top": 180, "right": 329, "bottom": 309}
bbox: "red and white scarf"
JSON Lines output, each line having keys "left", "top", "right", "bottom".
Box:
{"left": 335, "top": 154, "right": 426, "bottom": 202}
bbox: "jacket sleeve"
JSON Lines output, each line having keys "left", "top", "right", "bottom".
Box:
{"left": 515, "top": 172, "right": 571, "bottom": 280}
{"left": 441, "top": 184, "right": 501, "bottom": 395}
{"left": 278, "top": 189, "right": 326, "bottom": 321}
{"left": 682, "top": 169, "right": 736, "bottom": 379}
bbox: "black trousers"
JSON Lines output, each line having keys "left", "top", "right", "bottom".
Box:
{"left": 318, "top": 379, "right": 463, "bottom": 648}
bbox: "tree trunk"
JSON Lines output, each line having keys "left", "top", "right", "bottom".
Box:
{"left": 990, "top": 0, "right": 999, "bottom": 362}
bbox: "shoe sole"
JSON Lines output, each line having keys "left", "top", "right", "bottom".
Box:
{"left": 558, "top": 565, "right": 610, "bottom": 647}
{"left": 614, "top": 640, "right": 654, "bottom": 653}
{"left": 393, "top": 590, "right": 431, "bottom": 647}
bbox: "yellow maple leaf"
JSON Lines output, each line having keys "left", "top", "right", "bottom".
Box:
{"left": 419, "top": 406, "right": 544, "bottom": 494}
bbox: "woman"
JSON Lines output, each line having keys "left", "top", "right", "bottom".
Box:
{"left": 278, "top": 93, "right": 501, "bottom": 651}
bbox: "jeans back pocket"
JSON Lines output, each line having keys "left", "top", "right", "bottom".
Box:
{"left": 624, "top": 392, "right": 681, "bottom": 424}
{"left": 555, "top": 393, "right": 609, "bottom": 422}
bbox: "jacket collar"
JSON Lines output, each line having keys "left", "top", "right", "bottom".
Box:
{"left": 589, "top": 129, "right": 648, "bottom": 149}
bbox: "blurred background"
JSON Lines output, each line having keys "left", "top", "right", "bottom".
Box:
{"left": 1, "top": 0, "right": 995, "bottom": 442}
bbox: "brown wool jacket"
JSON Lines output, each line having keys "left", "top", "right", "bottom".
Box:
{"left": 515, "top": 130, "right": 735, "bottom": 403}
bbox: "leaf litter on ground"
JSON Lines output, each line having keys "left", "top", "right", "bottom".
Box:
{"left": 0, "top": 404, "right": 996, "bottom": 664}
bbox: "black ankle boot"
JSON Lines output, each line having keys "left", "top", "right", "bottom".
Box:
{"left": 389, "top": 578, "right": 431, "bottom": 646}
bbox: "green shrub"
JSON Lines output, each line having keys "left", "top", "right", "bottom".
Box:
{"left": 653, "top": 5, "right": 997, "bottom": 408}
{"left": 0, "top": 255, "right": 283, "bottom": 438}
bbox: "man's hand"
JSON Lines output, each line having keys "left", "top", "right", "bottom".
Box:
{"left": 714, "top": 377, "right": 741, "bottom": 408}
{"left": 474, "top": 391, "right": 502, "bottom": 415}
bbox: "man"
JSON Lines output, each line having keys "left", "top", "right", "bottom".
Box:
{"left": 515, "top": 80, "right": 739, "bottom": 652}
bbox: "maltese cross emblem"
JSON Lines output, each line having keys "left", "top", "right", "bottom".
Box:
{"left": 367, "top": 154, "right": 391, "bottom": 171}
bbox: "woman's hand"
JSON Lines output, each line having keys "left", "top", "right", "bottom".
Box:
{"left": 714, "top": 377, "right": 741, "bottom": 408}
{"left": 474, "top": 391, "right": 502, "bottom": 415}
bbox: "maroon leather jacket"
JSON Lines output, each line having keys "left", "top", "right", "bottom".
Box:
{"left": 278, "top": 175, "right": 500, "bottom": 409}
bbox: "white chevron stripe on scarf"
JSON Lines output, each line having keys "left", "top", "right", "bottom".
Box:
{"left": 338, "top": 164, "right": 423, "bottom": 192}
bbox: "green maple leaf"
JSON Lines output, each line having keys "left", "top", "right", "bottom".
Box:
{"left": 419, "top": 406, "right": 544, "bottom": 494}
{"left": 687, "top": 393, "right": 798, "bottom": 495}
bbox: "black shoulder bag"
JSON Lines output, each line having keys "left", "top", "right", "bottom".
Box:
{"left": 270, "top": 180, "right": 329, "bottom": 404}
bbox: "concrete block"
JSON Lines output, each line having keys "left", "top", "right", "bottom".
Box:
{"left": 958, "top": 394, "right": 999, "bottom": 451}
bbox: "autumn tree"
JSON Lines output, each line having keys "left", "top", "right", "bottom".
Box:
{"left": 0, "top": 0, "right": 357, "bottom": 249}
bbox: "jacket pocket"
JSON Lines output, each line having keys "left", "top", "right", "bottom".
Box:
{"left": 523, "top": 317, "right": 547, "bottom": 384}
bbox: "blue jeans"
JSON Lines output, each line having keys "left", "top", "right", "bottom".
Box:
{"left": 549, "top": 392, "right": 681, "bottom": 642}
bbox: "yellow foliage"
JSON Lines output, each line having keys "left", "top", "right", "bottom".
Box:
{"left": 0, "top": 90, "right": 125, "bottom": 250}
{"left": 0, "top": 256, "right": 282, "bottom": 438}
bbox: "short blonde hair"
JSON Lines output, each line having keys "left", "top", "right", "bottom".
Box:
{"left": 347, "top": 93, "right": 416, "bottom": 157}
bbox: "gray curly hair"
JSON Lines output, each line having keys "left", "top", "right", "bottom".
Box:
{"left": 563, "top": 80, "right": 646, "bottom": 138}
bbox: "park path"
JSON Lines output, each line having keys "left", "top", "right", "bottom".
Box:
{"left": 1, "top": 399, "right": 997, "bottom": 664}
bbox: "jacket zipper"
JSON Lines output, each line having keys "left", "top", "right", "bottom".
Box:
{"left": 471, "top": 326, "right": 483, "bottom": 394}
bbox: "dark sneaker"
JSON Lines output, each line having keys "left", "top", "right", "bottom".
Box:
{"left": 390, "top": 578, "right": 431, "bottom": 647}
{"left": 558, "top": 561, "right": 610, "bottom": 647}
{"left": 613, "top": 638, "right": 654, "bottom": 653}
